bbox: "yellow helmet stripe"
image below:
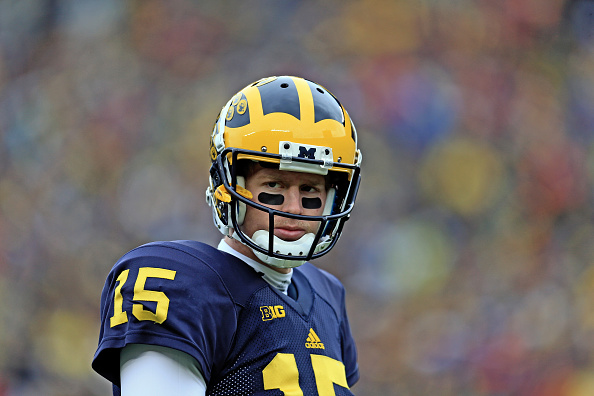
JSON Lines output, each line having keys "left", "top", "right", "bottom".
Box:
{"left": 244, "top": 82, "right": 264, "bottom": 122}
{"left": 293, "top": 77, "right": 314, "bottom": 125}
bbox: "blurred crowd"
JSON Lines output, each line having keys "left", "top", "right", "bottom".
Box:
{"left": 1, "top": 0, "right": 594, "bottom": 395}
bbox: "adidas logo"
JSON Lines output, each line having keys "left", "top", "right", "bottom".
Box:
{"left": 305, "top": 328, "right": 325, "bottom": 349}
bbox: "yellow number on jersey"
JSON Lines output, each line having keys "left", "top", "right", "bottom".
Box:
{"left": 311, "top": 354, "right": 349, "bottom": 394}
{"left": 132, "top": 267, "right": 176, "bottom": 324}
{"left": 109, "top": 267, "right": 177, "bottom": 327}
{"left": 263, "top": 353, "right": 349, "bottom": 395}
{"left": 110, "top": 270, "right": 130, "bottom": 327}
{"left": 263, "top": 353, "right": 303, "bottom": 396}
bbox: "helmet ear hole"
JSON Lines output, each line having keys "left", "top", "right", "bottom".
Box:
{"left": 236, "top": 176, "right": 247, "bottom": 225}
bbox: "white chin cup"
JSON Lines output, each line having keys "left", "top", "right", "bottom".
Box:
{"left": 230, "top": 229, "right": 332, "bottom": 269}
{"left": 251, "top": 230, "right": 319, "bottom": 268}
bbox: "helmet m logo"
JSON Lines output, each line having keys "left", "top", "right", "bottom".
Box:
{"left": 298, "top": 146, "right": 317, "bottom": 159}
{"left": 278, "top": 141, "right": 333, "bottom": 175}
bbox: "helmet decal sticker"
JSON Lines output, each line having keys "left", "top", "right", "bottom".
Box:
{"left": 210, "top": 140, "right": 217, "bottom": 161}
{"left": 226, "top": 93, "right": 250, "bottom": 128}
{"left": 237, "top": 98, "right": 248, "bottom": 114}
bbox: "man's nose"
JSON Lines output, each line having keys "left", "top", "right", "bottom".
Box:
{"left": 282, "top": 187, "right": 303, "bottom": 214}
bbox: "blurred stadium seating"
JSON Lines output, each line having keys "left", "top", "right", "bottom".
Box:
{"left": 1, "top": 0, "right": 593, "bottom": 394}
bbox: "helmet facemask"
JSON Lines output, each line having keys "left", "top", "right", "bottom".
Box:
{"left": 208, "top": 147, "right": 361, "bottom": 268}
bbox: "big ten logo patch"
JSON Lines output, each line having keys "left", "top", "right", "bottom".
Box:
{"left": 260, "top": 305, "right": 285, "bottom": 321}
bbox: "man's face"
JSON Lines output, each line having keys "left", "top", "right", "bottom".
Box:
{"left": 240, "top": 164, "right": 327, "bottom": 242}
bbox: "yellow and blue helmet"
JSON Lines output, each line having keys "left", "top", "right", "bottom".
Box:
{"left": 206, "top": 76, "right": 362, "bottom": 268}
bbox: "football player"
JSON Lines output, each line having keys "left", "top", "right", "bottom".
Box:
{"left": 92, "top": 75, "right": 363, "bottom": 395}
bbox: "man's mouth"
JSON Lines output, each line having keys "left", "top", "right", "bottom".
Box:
{"left": 274, "top": 226, "right": 306, "bottom": 241}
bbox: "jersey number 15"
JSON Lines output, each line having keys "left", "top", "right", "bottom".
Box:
{"left": 110, "top": 267, "right": 176, "bottom": 327}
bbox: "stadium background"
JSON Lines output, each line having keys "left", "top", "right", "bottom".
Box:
{"left": 1, "top": 0, "right": 594, "bottom": 394}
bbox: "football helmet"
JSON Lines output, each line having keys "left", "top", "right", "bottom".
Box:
{"left": 206, "top": 76, "right": 362, "bottom": 268}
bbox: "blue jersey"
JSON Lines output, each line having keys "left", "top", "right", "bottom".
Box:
{"left": 92, "top": 240, "right": 359, "bottom": 395}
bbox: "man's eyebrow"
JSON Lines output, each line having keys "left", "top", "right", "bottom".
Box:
{"left": 301, "top": 180, "right": 327, "bottom": 191}
{"left": 255, "top": 169, "right": 327, "bottom": 187}
{"left": 305, "top": 179, "right": 326, "bottom": 187}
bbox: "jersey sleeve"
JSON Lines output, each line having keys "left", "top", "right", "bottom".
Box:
{"left": 92, "top": 242, "right": 238, "bottom": 387}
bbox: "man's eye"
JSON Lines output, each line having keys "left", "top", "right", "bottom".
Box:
{"left": 267, "top": 182, "right": 281, "bottom": 188}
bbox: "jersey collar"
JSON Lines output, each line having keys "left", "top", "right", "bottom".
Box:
{"left": 218, "top": 239, "right": 293, "bottom": 294}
